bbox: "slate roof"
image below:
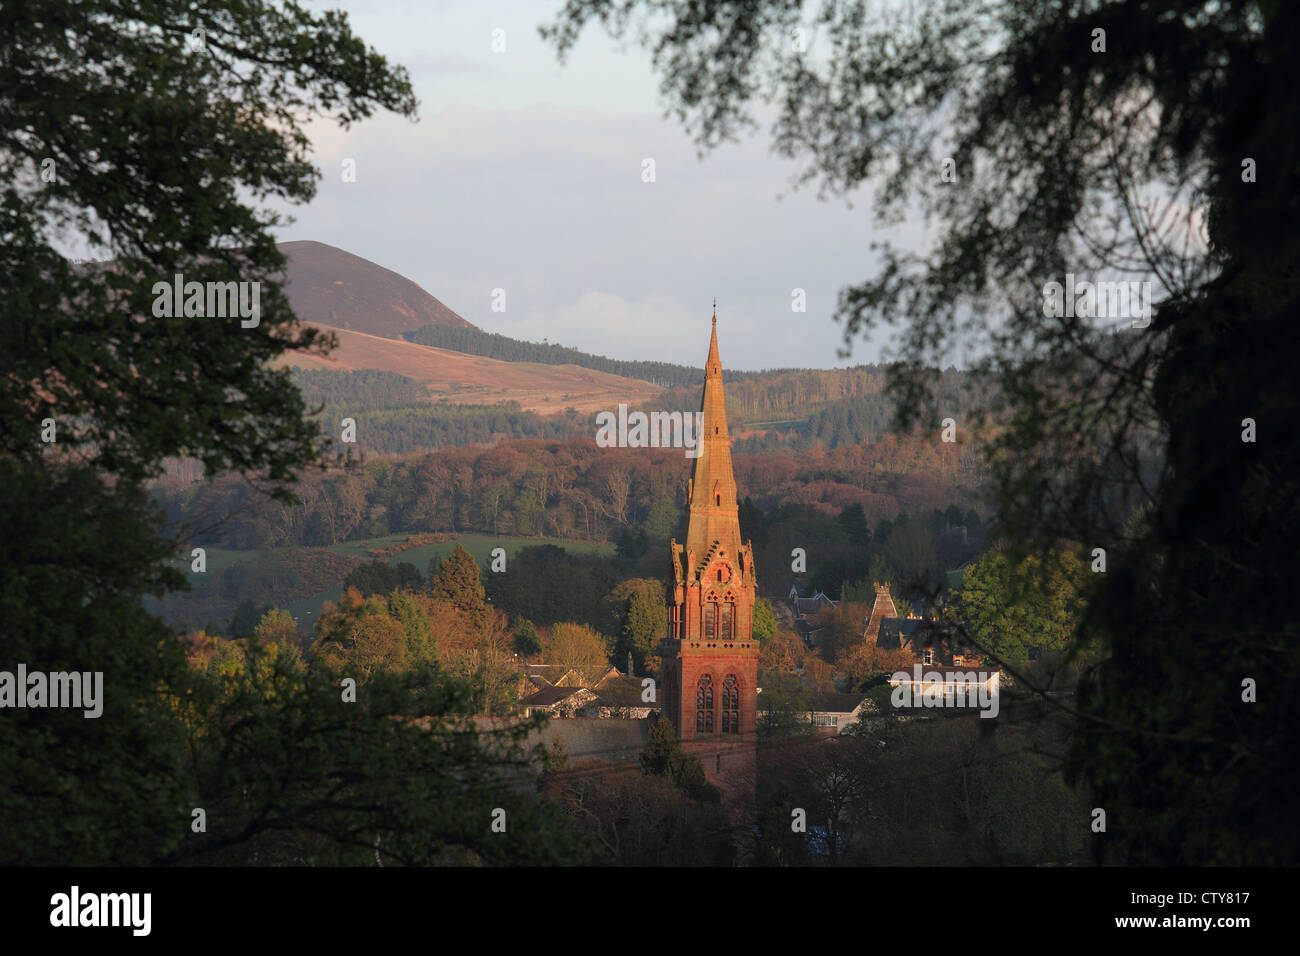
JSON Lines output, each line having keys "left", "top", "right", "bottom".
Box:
{"left": 805, "top": 692, "right": 868, "bottom": 715}
{"left": 876, "top": 617, "right": 925, "bottom": 649}
{"left": 795, "top": 593, "right": 837, "bottom": 615}
{"left": 522, "top": 685, "right": 587, "bottom": 707}
{"left": 591, "top": 674, "right": 660, "bottom": 709}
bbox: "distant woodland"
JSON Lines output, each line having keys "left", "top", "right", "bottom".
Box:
{"left": 287, "top": 363, "right": 988, "bottom": 457}
{"left": 406, "top": 324, "right": 814, "bottom": 387}
{"left": 158, "top": 432, "right": 983, "bottom": 547}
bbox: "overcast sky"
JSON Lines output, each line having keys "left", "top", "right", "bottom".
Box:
{"left": 275, "top": 0, "right": 900, "bottom": 371}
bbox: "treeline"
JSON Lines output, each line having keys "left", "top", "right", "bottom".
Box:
{"left": 647, "top": 365, "right": 984, "bottom": 433}
{"left": 315, "top": 402, "right": 589, "bottom": 455}
{"left": 288, "top": 368, "right": 591, "bottom": 454}
{"left": 157, "top": 439, "right": 695, "bottom": 549}
{"left": 280, "top": 365, "right": 988, "bottom": 458}
{"left": 648, "top": 366, "right": 888, "bottom": 426}
{"left": 750, "top": 504, "right": 987, "bottom": 613}
{"left": 291, "top": 367, "right": 428, "bottom": 409}
{"left": 732, "top": 393, "right": 896, "bottom": 452}
{"left": 406, "top": 323, "right": 810, "bottom": 388}
{"left": 155, "top": 432, "right": 986, "bottom": 561}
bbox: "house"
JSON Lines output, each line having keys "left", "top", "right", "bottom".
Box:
{"left": 803, "top": 692, "right": 870, "bottom": 736}
{"left": 516, "top": 665, "right": 662, "bottom": 720}
{"left": 757, "top": 690, "right": 869, "bottom": 736}
{"left": 886, "top": 666, "right": 1001, "bottom": 711}
{"left": 789, "top": 584, "right": 838, "bottom": 647}
{"left": 864, "top": 581, "right": 984, "bottom": 668}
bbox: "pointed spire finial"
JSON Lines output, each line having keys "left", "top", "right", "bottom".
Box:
{"left": 712, "top": 298, "right": 717, "bottom": 326}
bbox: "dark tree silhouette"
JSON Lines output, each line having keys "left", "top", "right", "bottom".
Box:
{"left": 546, "top": 0, "right": 1300, "bottom": 863}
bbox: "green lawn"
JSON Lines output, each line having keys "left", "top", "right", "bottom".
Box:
{"left": 177, "top": 546, "right": 258, "bottom": 580}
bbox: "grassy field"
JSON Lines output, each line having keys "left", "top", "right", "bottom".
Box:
{"left": 177, "top": 546, "right": 256, "bottom": 580}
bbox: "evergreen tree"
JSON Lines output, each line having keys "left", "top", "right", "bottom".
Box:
{"left": 838, "top": 503, "right": 870, "bottom": 548}
{"left": 388, "top": 589, "right": 437, "bottom": 665}
{"left": 429, "top": 545, "right": 487, "bottom": 617}
{"left": 751, "top": 597, "right": 778, "bottom": 641}
{"left": 230, "top": 600, "right": 273, "bottom": 639}
{"left": 621, "top": 585, "right": 666, "bottom": 672}
{"left": 513, "top": 618, "right": 542, "bottom": 657}
{"left": 640, "top": 714, "right": 718, "bottom": 802}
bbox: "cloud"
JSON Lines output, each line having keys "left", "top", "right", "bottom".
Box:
{"left": 490, "top": 292, "right": 702, "bottom": 366}
{"left": 403, "top": 53, "right": 500, "bottom": 77}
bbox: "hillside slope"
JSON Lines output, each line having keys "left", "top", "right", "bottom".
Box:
{"left": 279, "top": 324, "right": 662, "bottom": 414}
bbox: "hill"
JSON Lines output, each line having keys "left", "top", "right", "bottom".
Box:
{"left": 278, "top": 240, "right": 476, "bottom": 338}
{"left": 278, "top": 324, "right": 662, "bottom": 414}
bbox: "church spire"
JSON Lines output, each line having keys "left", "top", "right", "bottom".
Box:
{"left": 663, "top": 304, "right": 759, "bottom": 768}
{"left": 686, "top": 306, "right": 741, "bottom": 561}
{"left": 706, "top": 301, "right": 721, "bottom": 378}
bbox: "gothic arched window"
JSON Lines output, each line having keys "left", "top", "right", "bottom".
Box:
{"left": 696, "top": 674, "right": 714, "bottom": 733}
{"left": 720, "top": 600, "right": 733, "bottom": 641}
{"left": 704, "top": 593, "right": 718, "bottom": 639}
{"left": 722, "top": 674, "right": 740, "bottom": 734}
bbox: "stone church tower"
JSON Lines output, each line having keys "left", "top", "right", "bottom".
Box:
{"left": 663, "top": 310, "right": 758, "bottom": 792}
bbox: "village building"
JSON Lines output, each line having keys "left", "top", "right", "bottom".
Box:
{"left": 886, "top": 666, "right": 1001, "bottom": 708}
{"left": 520, "top": 684, "right": 597, "bottom": 718}
{"left": 788, "top": 585, "right": 838, "bottom": 646}
{"left": 803, "top": 692, "right": 870, "bottom": 735}
{"left": 862, "top": 581, "right": 986, "bottom": 668}
{"left": 579, "top": 669, "right": 661, "bottom": 719}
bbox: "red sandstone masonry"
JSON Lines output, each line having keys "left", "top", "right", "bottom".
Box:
{"left": 664, "top": 312, "right": 759, "bottom": 795}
